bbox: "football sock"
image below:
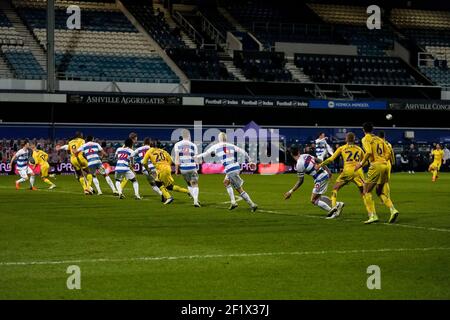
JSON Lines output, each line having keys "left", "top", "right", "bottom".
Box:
{"left": 226, "top": 186, "right": 236, "bottom": 204}
{"left": 86, "top": 174, "right": 93, "bottom": 188}
{"left": 120, "top": 178, "right": 128, "bottom": 190}
{"left": 93, "top": 177, "right": 101, "bottom": 194}
{"left": 314, "top": 198, "right": 332, "bottom": 212}
{"left": 192, "top": 186, "right": 199, "bottom": 203}
{"left": 363, "top": 193, "right": 376, "bottom": 215}
{"left": 240, "top": 191, "right": 255, "bottom": 207}
{"left": 320, "top": 196, "right": 332, "bottom": 207}
{"left": 380, "top": 194, "right": 393, "bottom": 209}
{"left": 115, "top": 181, "right": 122, "bottom": 195}
{"left": 43, "top": 178, "right": 53, "bottom": 186}
{"left": 105, "top": 176, "right": 117, "bottom": 193}
{"left": 16, "top": 178, "right": 26, "bottom": 184}
{"left": 432, "top": 170, "right": 438, "bottom": 180}
{"left": 79, "top": 177, "right": 87, "bottom": 190}
{"left": 382, "top": 183, "right": 391, "bottom": 198}
{"left": 173, "top": 185, "right": 189, "bottom": 193}
{"left": 160, "top": 186, "right": 171, "bottom": 199}
{"left": 152, "top": 185, "right": 163, "bottom": 196}
{"left": 331, "top": 190, "right": 338, "bottom": 208}
{"left": 132, "top": 181, "right": 140, "bottom": 197}
{"left": 29, "top": 175, "right": 35, "bottom": 187}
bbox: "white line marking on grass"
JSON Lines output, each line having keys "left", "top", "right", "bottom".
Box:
{"left": 258, "top": 208, "right": 450, "bottom": 233}
{"left": 0, "top": 247, "right": 448, "bottom": 267}
{"left": 382, "top": 223, "right": 450, "bottom": 233}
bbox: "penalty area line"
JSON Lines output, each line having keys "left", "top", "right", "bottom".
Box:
{"left": 0, "top": 247, "right": 449, "bottom": 267}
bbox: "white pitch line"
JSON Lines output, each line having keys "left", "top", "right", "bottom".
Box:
{"left": 258, "top": 208, "right": 450, "bottom": 232}
{"left": 0, "top": 247, "right": 448, "bottom": 267}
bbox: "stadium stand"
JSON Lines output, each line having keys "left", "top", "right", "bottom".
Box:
{"left": 2, "top": 45, "right": 45, "bottom": 79}
{"left": 125, "top": 3, "right": 186, "bottom": 49}
{"left": 308, "top": 3, "right": 395, "bottom": 56}
{"left": 234, "top": 51, "right": 292, "bottom": 82}
{"left": 0, "top": 5, "right": 44, "bottom": 79}
{"left": 8, "top": 0, "right": 179, "bottom": 83}
{"left": 390, "top": 8, "right": 450, "bottom": 86}
{"left": 167, "top": 48, "right": 234, "bottom": 80}
{"left": 294, "top": 54, "right": 420, "bottom": 85}
{"left": 223, "top": 0, "right": 340, "bottom": 49}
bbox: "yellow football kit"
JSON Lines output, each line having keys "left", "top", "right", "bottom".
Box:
{"left": 321, "top": 143, "right": 365, "bottom": 207}
{"left": 143, "top": 147, "right": 188, "bottom": 200}
{"left": 32, "top": 150, "right": 55, "bottom": 187}
{"left": 360, "top": 134, "right": 398, "bottom": 223}
{"left": 67, "top": 138, "right": 92, "bottom": 192}
{"left": 68, "top": 138, "right": 88, "bottom": 170}
{"left": 323, "top": 143, "right": 365, "bottom": 187}
{"left": 429, "top": 149, "right": 444, "bottom": 181}
{"left": 430, "top": 149, "right": 444, "bottom": 171}
{"left": 33, "top": 150, "right": 50, "bottom": 177}
{"left": 381, "top": 140, "right": 395, "bottom": 203}
{"left": 143, "top": 148, "right": 174, "bottom": 186}
{"left": 361, "top": 134, "right": 390, "bottom": 185}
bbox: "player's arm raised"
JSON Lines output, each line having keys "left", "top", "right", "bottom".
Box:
{"left": 284, "top": 173, "right": 304, "bottom": 200}
{"left": 319, "top": 147, "right": 341, "bottom": 168}
{"left": 195, "top": 145, "right": 214, "bottom": 161}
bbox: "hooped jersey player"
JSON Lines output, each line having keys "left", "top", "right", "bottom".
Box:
{"left": 134, "top": 144, "right": 156, "bottom": 173}
{"left": 77, "top": 141, "right": 103, "bottom": 169}
{"left": 173, "top": 139, "right": 198, "bottom": 173}
{"left": 198, "top": 142, "right": 249, "bottom": 175}
{"left": 315, "top": 135, "right": 334, "bottom": 161}
{"left": 295, "top": 154, "right": 330, "bottom": 195}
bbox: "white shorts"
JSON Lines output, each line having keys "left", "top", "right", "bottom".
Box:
{"left": 18, "top": 167, "right": 33, "bottom": 179}
{"left": 115, "top": 170, "right": 136, "bottom": 181}
{"left": 225, "top": 171, "right": 244, "bottom": 189}
{"left": 88, "top": 163, "right": 106, "bottom": 176}
{"left": 312, "top": 176, "right": 329, "bottom": 195}
{"left": 181, "top": 169, "right": 199, "bottom": 183}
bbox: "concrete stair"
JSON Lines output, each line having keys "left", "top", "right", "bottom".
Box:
{"left": 1, "top": 3, "right": 47, "bottom": 70}
{"left": 153, "top": 3, "right": 197, "bottom": 49}
{"left": 222, "top": 60, "right": 248, "bottom": 81}
{"left": 285, "top": 60, "right": 311, "bottom": 83}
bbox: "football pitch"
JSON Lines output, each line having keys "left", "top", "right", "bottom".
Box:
{"left": 0, "top": 172, "right": 449, "bottom": 300}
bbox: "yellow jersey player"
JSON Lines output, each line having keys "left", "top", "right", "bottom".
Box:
{"left": 142, "top": 142, "right": 189, "bottom": 204}
{"left": 429, "top": 144, "right": 445, "bottom": 182}
{"left": 354, "top": 122, "right": 399, "bottom": 224}
{"left": 59, "top": 132, "right": 93, "bottom": 194}
{"left": 319, "top": 132, "right": 364, "bottom": 218}
{"left": 378, "top": 131, "right": 395, "bottom": 202}
{"left": 30, "top": 143, "right": 56, "bottom": 189}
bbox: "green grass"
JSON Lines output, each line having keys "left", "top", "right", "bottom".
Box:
{"left": 0, "top": 172, "right": 449, "bottom": 299}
